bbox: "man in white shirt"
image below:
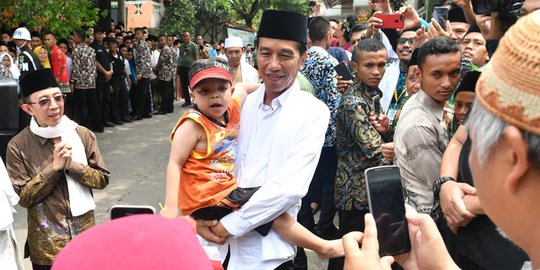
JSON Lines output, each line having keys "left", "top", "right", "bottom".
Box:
{"left": 223, "top": 36, "right": 259, "bottom": 84}
{"left": 197, "top": 10, "right": 330, "bottom": 270}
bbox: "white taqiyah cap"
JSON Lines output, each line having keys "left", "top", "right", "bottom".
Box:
{"left": 224, "top": 37, "right": 243, "bottom": 49}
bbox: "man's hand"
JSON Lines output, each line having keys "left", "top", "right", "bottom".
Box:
{"left": 196, "top": 219, "right": 228, "bottom": 245}
{"left": 369, "top": 112, "right": 390, "bottom": 134}
{"left": 399, "top": 5, "right": 421, "bottom": 30}
{"left": 52, "top": 142, "right": 72, "bottom": 172}
{"left": 381, "top": 143, "right": 395, "bottom": 161}
{"left": 453, "top": 0, "right": 471, "bottom": 8}
{"left": 368, "top": 0, "right": 392, "bottom": 14}
{"left": 440, "top": 181, "right": 477, "bottom": 226}
{"left": 427, "top": 19, "right": 453, "bottom": 39}
{"left": 136, "top": 74, "right": 142, "bottom": 81}
{"left": 337, "top": 76, "right": 353, "bottom": 94}
{"left": 394, "top": 206, "right": 460, "bottom": 270}
{"left": 210, "top": 221, "right": 231, "bottom": 238}
{"left": 414, "top": 25, "right": 429, "bottom": 49}
{"left": 463, "top": 194, "right": 484, "bottom": 215}
{"left": 343, "top": 214, "right": 394, "bottom": 270}
{"left": 366, "top": 11, "right": 384, "bottom": 38}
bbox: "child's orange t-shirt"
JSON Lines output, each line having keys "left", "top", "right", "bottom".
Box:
{"left": 170, "top": 98, "right": 241, "bottom": 216}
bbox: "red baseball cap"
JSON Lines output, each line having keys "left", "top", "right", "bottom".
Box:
{"left": 189, "top": 57, "right": 232, "bottom": 89}
{"left": 52, "top": 215, "right": 213, "bottom": 270}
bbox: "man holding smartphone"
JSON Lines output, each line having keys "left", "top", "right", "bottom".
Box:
{"left": 332, "top": 38, "right": 393, "bottom": 270}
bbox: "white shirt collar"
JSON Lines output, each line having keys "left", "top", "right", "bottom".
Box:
{"left": 257, "top": 79, "right": 299, "bottom": 111}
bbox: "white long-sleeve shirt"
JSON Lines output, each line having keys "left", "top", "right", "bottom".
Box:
{"left": 220, "top": 80, "right": 330, "bottom": 270}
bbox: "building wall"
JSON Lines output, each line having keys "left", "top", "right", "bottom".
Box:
{"left": 112, "top": 0, "right": 165, "bottom": 31}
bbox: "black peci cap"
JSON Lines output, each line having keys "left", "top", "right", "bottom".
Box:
{"left": 257, "top": 10, "right": 308, "bottom": 45}
{"left": 19, "top": 68, "right": 59, "bottom": 98}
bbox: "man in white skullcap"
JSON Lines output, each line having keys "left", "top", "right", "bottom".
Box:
{"left": 223, "top": 36, "right": 259, "bottom": 84}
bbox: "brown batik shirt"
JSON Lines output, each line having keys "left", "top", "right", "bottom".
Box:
{"left": 71, "top": 43, "right": 96, "bottom": 89}
{"left": 155, "top": 45, "right": 176, "bottom": 82}
{"left": 135, "top": 39, "right": 153, "bottom": 79}
{"left": 6, "top": 126, "right": 110, "bottom": 265}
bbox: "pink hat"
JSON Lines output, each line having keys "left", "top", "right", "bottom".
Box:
{"left": 52, "top": 215, "right": 213, "bottom": 270}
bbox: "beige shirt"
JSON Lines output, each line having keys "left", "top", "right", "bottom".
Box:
{"left": 393, "top": 90, "right": 449, "bottom": 214}
{"left": 6, "top": 126, "right": 109, "bottom": 265}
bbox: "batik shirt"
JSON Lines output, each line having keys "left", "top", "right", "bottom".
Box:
{"left": 301, "top": 46, "right": 340, "bottom": 147}
{"left": 155, "top": 45, "right": 176, "bottom": 81}
{"left": 135, "top": 39, "right": 153, "bottom": 79}
{"left": 71, "top": 43, "right": 96, "bottom": 89}
{"left": 6, "top": 126, "right": 109, "bottom": 265}
{"left": 335, "top": 80, "right": 392, "bottom": 211}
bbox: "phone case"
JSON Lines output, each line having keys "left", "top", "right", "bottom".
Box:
{"left": 110, "top": 205, "right": 156, "bottom": 220}
{"left": 334, "top": 62, "right": 354, "bottom": 81}
{"left": 374, "top": 14, "right": 404, "bottom": 29}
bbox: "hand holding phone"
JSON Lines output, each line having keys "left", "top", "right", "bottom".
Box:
{"left": 432, "top": 7, "right": 449, "bottom": 29}
{"left": 373, "top": 14, "right": 404, "bottom": 29}
{"left": 372, "top": 94, "right": 381, "bottom": 116}
{"left": 334, "top": 62, "right": 354, "bottom": 81}
{"left": 365, "top": 165, "right": 411, "bottom": 256}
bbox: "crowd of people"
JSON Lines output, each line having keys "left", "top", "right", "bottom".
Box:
{"left": 1, "top": 0, "right": 540, "bottom": 269}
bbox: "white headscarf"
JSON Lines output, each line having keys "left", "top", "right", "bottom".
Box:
{"left": 1, "top": 53, "right": 20, "bottom": 80}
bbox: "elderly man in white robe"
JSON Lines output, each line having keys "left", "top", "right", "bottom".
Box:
{"left": 223, "top": 36, "right": 259, "bottom": 84}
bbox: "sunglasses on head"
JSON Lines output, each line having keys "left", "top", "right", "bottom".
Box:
{"left": 28, "top": 94, "right": 66, "bottom": 107}
{"left": 397, "top": 38, "right": 414, "bottom": 45}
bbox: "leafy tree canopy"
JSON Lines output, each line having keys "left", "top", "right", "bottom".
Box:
{"left": 0, "top": 0, "right": 103, "bottom": 38}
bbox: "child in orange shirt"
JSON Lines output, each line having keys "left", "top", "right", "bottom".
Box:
{"left": 161, "top": 57, "right": 342, "bottom": 259}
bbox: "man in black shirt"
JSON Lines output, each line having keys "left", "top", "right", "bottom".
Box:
{"left": 107, "top": 38, "right": 132, "bottom": 124}
{"left": 91, "top": 26, "right": 114, "bottom": 128}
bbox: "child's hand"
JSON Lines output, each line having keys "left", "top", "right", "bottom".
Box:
{"left": 160, "top": 205, "right": 179, "bottom": 219}
{"left": 317, "top": 239, "right": 345, "bottom": 259}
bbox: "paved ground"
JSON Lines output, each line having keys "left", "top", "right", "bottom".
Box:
{"left": 12, "top": 101, "right": 329, "bottom": 269}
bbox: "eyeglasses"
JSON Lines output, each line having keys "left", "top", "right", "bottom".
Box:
{"left": 27, "top": 94, "right": 66, "bottom": 107}
{"left": 397, "top": 38, "right": 414, "bottom": 45}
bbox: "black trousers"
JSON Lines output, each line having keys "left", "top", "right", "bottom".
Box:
{"left": 327, "top": 208, "right": 370, "bottom": 270}
{"left": 306, "top": 146, "right": 338, "bottom": 235}
{"left": 95, "top": 81, "right": 111, "bottom": 125}
{"left": 159, "top": 79, "right": 174, "bottom": 113}
{"left": 74, "top": 88, "right": 102, "bottom": 132}
{"left": 110, "top": 76, "right": 130, "bottom": 119}
{"left": 178, "top": 66, "right": 191, "bottom": 104}
{"left": 133, "top": 77, "right": 151, "bottom": 117}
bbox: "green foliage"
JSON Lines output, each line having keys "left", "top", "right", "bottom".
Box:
{"left": 0, "top": 0, "right": 101, "bottom": 38}
{"left": 231, "top": 0, "right": 272, "bottom": 28}
{"left": 270, "top": 0, "right": 310, "bottom": 14}
{"left": 160, "top": 0, "right": 197, "bottom": 36}
{"left": 193, "top": 0, "right": 232, "bottom": 41}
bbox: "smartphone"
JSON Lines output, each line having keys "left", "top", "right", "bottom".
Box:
{"left": 110, "top": 205, "right": 156, "bottom": 220}
{"left": 372, "top": 95, "right": 381, "bottom": 115}
{"left": 365, "top": 165, "right": 411, "bottom": 256}
{"left": 373, "top": 14, "right": 404, "bottom": 29}
{"left": 334, "top": 61, "right": 354, "bottom": 81}
{"left": 432, "top": 7, "right": 449, "bottom": 28}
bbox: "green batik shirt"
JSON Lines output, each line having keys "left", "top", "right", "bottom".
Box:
{"left": 335, "top": 80, "right": 392, "bottom": 211}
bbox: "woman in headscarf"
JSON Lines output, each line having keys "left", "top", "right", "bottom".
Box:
{"left": 34, "top": 45, "right": 51, "bottom": 68}
{"left": 0, "top": 53, "right": 19, "bottom": 80}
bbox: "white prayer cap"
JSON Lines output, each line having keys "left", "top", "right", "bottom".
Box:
{"left": 224, "top": 37, "right": 243, "bottom": 49}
